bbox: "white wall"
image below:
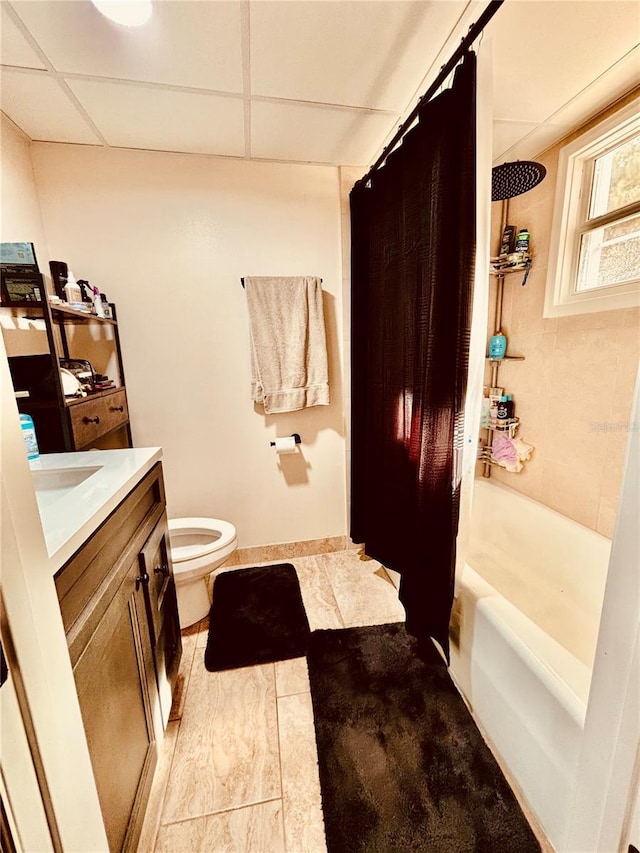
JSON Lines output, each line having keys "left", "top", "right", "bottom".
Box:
{"left": 30, "top": 145, "right": 346, "bottom": 547}
{"left": 0, "top": 115, "right": 108, "bottom": 850}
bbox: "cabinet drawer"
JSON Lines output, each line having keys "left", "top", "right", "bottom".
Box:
{"left": 69, "top": 389, "right": 128, "bottom": 449}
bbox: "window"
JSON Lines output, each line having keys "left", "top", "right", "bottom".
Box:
{"left": 545, "top": 97, "right": 640, "bottom": 317}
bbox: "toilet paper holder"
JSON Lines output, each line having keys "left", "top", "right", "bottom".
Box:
{"left": 270, "top": 433, "right": 301, "bottom": 447}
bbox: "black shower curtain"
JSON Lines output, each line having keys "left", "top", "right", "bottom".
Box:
{"left": 350, "top": 52, "right": 476, "bottom": 661}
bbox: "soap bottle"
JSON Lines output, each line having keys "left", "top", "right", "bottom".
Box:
{"left": 489, "top": 329, "right": 507, "bottom": 360}
{"left": 63, "top": 270, "right": 82, "bottom": 303}
{"left": 496, "top": 396, "right": 509, "bottom": 422}
{"left": 504, "top": 394, "right": 515, "bottom": 419}
{"left": 500, "top": 225, "right": 516, "bottom": 256}
{"left": 515, "top": 228, "right": 530, "bottom": 254}
{"left": 20, "top": 413, "right": 39, "bottom": 460}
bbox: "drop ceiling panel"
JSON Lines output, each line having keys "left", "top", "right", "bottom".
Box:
{"left": 250, "top": 0, "right": 465, "bottom": 111}
{"left": 0, "top": 4, "right": 45, "bottom": 69}
{"left": 10, "top": 0, "right": 244, "bottom": 92}
{"left": 1, "top": 68, "right": 101, "bottom": 143}
{"left": 489, "top": 0, "right": 640, "bottom": 124}
{"left": 67, "top": 78, "right": 245, "bottom": 156}
{"left": 252, "top": 100, "right": 395, "bottom": 165}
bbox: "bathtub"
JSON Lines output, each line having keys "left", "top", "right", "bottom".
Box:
{"left": 450, "top": 479, "right": 611, "bottom": 852}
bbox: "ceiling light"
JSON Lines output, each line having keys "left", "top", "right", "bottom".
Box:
{"left": 91, "top": 0, "right": 152, "bottom": 27}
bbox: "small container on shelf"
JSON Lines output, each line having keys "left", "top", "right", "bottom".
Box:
{"left": 20, "top": 413, "right": 39, "bottom": 460}
{"left": 489, "top": 330, "right": 507, "bottom": 359}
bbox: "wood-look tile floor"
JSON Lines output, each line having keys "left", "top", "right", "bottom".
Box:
{"left": 139, "top": 550, "right": 552, "bottom": 853}
{"left": 139, "top": 549, "right": 404, "bottom": 853}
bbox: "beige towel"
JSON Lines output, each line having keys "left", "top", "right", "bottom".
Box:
{"left": 245, "top": 276, "right": 330, "bottom": 413}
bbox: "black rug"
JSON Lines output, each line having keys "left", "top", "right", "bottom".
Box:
{"left": 307, "top": 622, "right": 541, "bottom": 853}
{"left": 204, "top": 563, "right": 310, "bottom": 672}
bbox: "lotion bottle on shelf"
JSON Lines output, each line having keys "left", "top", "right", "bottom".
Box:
{"left": 489, "top": 329, "right": 507, "bottom": 359}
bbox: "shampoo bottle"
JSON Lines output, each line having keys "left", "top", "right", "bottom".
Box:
{"left": 489, "top": 330, "right": 507, "bottom": 360}
{"left": 515, "top": 228, "right": 530, "bottom": 254}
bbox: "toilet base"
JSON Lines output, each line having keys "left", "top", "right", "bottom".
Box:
{"left": 176, "top": 575, "right": 212, "bottom": 629}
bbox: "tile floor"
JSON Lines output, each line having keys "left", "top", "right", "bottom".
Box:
{"left": 138, "top": 550, "right": 549, "bottom": 852}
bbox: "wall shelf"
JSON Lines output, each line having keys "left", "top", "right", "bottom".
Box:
{"left": 481, "top": 257, "right": 533, "bottom": 477}
{"left": 485, "top": 354, "right": 525, "bottom": 362}
{"left": 2, "top": 294, "right": 132, "bottom": 452}
{"left": 51, "top": 303, "right": 117, "bottom": 325}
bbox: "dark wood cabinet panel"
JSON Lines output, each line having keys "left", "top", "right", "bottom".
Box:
{"left": 72, "top": 559, "right": 158, "bottom": 852}
{"left": 138, "top": 518, "right": 182, "bottom": 727}
{"left": 55, "top": 462, "right": 181, "bottom": 852}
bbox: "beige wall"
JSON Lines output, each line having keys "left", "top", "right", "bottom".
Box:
{"left": 0, "top": 116, "right": 109, "bottom": 848}
{"left": 486, "top": 93, "right": 640, "bottom": 537}
{"left": 0, "top": 116, "right": 52, "bottom": 356}
{"left": 29, "top": 144, "right": 346, "bottom": 548}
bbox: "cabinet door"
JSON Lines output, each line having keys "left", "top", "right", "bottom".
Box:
{"left": 138, "top": 515, "right": 182, "bottom": 727}
{"left": 72, "top": 557, "right": 159, "bottom": 853}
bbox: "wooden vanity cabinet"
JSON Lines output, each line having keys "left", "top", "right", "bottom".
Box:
{"left": 55, "top": 463, "right": 181, "bottom": 852}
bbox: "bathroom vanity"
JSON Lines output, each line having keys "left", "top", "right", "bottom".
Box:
{"left": 33, "top": 449, "right": 181, "bottom": 852}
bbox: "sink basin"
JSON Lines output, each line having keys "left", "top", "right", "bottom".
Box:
{"left": 31, "top": 465, "right": 102, "bottom": 509}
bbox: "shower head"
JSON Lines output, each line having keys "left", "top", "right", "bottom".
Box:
{"left": 491, "top": 160, "right": 547, "bottom": 202}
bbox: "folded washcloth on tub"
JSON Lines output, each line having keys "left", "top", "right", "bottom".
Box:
{"left": 244, "top": 276, "right": 330, "bottom": 414}
{"left": 491, "top": 433, "right": 533, "bottom": 473}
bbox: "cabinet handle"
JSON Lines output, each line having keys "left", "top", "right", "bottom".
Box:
{"left": 135, "top": 572, "right": 149, "bottom": 591}
{"left": 83, "top": 416, "right": 100, "bottom": 425}
{"left": 110, "top": 405, "right": 124, "bottom": 412}
{"left": 154, "top": 564, "right": 170, "bottom": 577}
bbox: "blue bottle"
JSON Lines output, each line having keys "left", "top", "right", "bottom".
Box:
{"left": 20, "top": 413, "right": 40, "bottom": 460}
{"left": 489, "top": 330, "right": 507, "bottom": 360}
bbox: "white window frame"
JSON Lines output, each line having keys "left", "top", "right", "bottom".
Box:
{"left": 544, "top": 96, "right": 640, "bottom": 318}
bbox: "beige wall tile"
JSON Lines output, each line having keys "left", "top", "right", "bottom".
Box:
{"left": 544, "top": 395, "right": 610, "bottom": 479}
{"left": 155, "top": 800, "right": 285, "bottom": 853}
{"left": 557, "top": 306, "right": 640, "bottom": 334}
{"left": 539, "top": 462, "right": 600, "bottom": 530}
{"left": 274, "top": 657, "right": 310, "bottom": 698}
{"left": 551, "top": 328, "right": 621, "bottom": 402}
{"left": 231, "top": 537, "right": 347, "bottom": 566}
{"left": 490, "top": 459, "right": 544, "bottom": 503}
{"left": 277, "top": 693, "right": 327, "bottom": 853}
{"left": 596, "top": 500, "right": 619, "bottom": 539}
{"left": 485, "top": 115, "right": 637, "bottom": 534}
{"left": 509, "top": 268, "right": 557, "bottom": 334}
{"left": 161, "top": 662, "right": 280, "bottom": 822}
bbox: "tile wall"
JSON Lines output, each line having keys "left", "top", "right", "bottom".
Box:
{"left": 485, "top": 91, "right": 640, "bottom": 536}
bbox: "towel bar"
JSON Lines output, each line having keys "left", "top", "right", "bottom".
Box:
{"left": 241, "top": 277, "right": 322, "bottom": 288}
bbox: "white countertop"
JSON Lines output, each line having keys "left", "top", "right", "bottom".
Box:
{"left": 30, "top": 447, "right": 162, "bottom": 570}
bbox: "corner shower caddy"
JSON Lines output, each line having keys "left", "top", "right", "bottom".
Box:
{"left": 480, "top": 260, "right": 530, "bottom": 477}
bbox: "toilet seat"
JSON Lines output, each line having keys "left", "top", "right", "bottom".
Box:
{"left": 168, "top": 517, "right": 238, "bottom": 583}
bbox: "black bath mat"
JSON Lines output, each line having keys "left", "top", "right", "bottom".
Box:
{"left": 307, "top": 622, "right": 541, "bottom": 853}
{"left": 204, "top": 563, "right": 310, "bottom": 672}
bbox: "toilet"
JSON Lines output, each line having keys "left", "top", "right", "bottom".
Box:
{"left": 168, "top": 517, "right": 238, "bottom": 629}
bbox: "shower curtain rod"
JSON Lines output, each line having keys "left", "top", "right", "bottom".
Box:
{"left": 356, "top": 0, "right": 504, "bottom": 188}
